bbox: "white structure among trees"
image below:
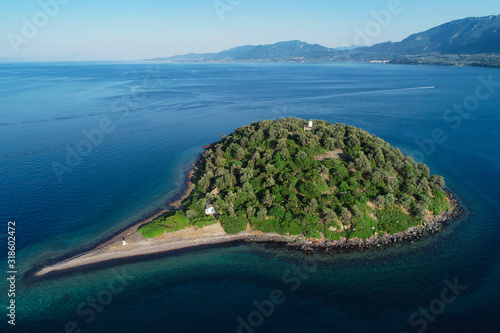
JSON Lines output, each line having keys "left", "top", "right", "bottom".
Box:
{"left": 205, "top": 204, "right": 215, "bottom": 215}
{"left": 304, "top": 119, "right": 316, "bottom": 131}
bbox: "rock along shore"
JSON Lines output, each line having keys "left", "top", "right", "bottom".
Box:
{"left": 281, "top": 191, "right": 464, "bottom": 254}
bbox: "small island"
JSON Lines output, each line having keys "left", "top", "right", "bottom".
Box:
{"left": 32, "top": 118, "right": 462, "bottom": 278}
{"left": 140, "top": 118, "right": 453, "bottom": 239}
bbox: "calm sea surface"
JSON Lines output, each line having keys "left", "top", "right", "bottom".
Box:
{"left": 0, "top": 62, "right": 499, "bottom": 333}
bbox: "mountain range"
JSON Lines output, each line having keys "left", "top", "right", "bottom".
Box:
{"left": 150, "top": 14, "right": 500, "bottom": 67}
{"left": 362, "top": 15, "right": 500, "bottom": 56}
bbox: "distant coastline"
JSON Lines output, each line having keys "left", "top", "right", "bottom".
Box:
{"left": 145, "top": 58, "right": 500, "bottom": 70}
{"left": 146, "top": 14, "right": 500, "bottom": 70}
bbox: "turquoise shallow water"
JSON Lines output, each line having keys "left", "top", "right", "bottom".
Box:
{"left": 0, "top": 62, "right": 499, "bottom": 333}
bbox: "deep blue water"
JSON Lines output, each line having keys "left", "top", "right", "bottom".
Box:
{"left": 0, "top": 62, "right": 499, "bottom": 333}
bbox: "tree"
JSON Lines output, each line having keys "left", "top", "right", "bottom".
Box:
{"left": 419, "top": 195, "right": 431, "bottom": 209}
{"left": 340, "top": 193, "right": 356, "bottom": 207}
{"left": 375, "top": 195, "right": 385, "bottom": 207}
{"left": 318, "top": 165, "right": 329, "bottom": 175}
{"left": 373, "top": 148, "right": 385, "bottom": 164}
{"left": 251, "top": 130, "right": 264, "bottom": 144}
{"left": 247, "top": 206, "right": 255, "bottom": 218}
{"left": 403, "top": 183, "right": 417, "bottom": 196}
{"left": 186, "top": 210, "right": 197, "bottom": 220}
{"left": 323, "top": 209, "right": 337, "bottom": 226}
{"left": 338, "top": 181, "right": 350, "bottom": 193}
{"left": 371, "top": 170, "right": 384, "bottom": 184}
{"left": 263, "top": 192, "right": 275, "bottom": 207}
{"left": 354, "top": 152, "right": 371, "bottom": 172}
{"left": 386, "top": 177, "right": 398, "bottom": 192}
{"left": 417, "top": 164, "right": 430, "bottom": 178}
{"left": 242, "top": 181, "right": 252, "bottom": 192}
{"left": 215, "top": 175, "right": 227, "bottom": 190}
{"left": 240, "top": 137, "right": 249, "bottom": 147}
{"left": 346, "top": 135, "right": 361, "bottom": 148}
{"left": 430, "top": 175, "right": 445, "bottom": 188}
{"left": 399, "top": 193, "right": 412, "bottom": 209}
{"left": 384, "top": 193, "right": 395, "bottom": 207}
{"left": 266, "top": 177, "right": 276, "bottom": 188}
{"left": 257, "top": 208, "right": 268, "bottom": 220}
{"left": 198, "top": 176, "right": 210, "bottom": 190}
{"left": 417, "top": 178, "right": 431, "bottom": 195}
{"left": 277, "top": 149, "right": 290, "bottom": 161}
{"left": 226, "top": 191, "right": 237, "bottom": 203}
{"left": 265, "top": 164, "right": 275, "bottom": 174}
{"left": 305, "top": 198, "right": 318, "bottom": 215}
{"left": 335, "top": 139, "right": 345, "bottom": 149}
{"left": 414, "top": 205, "right": 427, "bottom": 220}
{"left": 278, "top": 128, "right": 289, "bottom": 139}
{"left": 324, "top": 137, "right": 336, "bottom": 150}
{"left": 228, "top": 206, "right": 236, "bottom": 218}
{"left": 224, "top": 173, "right": 233, "bottom": 188}
{"left": 240, "top": 168, "right": 254, "bottom": 183}
{"left": 351, "top": 205, "right": 362, "bottom": 219}
{"left": 296, "top": 151, "right": 307, "bottom": 160}
{"left": 276, "top": 139, "right": 287, "bottom": 151}
{"left": 215, "top": 145, "right": 223, "bottom": 159}
{"left": 309, "top": 198, "right": 318, "bottom": 211}
{"left": 235, "top": 147, "right": 245, "bottom": 161}
{"left": 340, "top": 207, "right": 351, "bottom": 226}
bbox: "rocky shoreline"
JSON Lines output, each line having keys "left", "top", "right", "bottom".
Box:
{"left": 250, "top": 191, "right": 464, "bottom": 254}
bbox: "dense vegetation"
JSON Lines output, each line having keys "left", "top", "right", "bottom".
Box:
{"left": 138, "top": 212, "right": 215, "bottom": 238}
{"left": 138, "top": 118, "right": 450, "bottom": 239}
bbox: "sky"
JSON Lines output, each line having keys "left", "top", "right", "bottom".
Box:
{"left": 0, "top": 0, "right": 499, "bottom": 61}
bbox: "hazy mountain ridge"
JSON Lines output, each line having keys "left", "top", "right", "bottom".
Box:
{"left": 150, "top": 15, "right": 500, "bottom": 68}
{"left": 153, "top": 40, "right": 338, "bottom": 62}
{"left": 365, "top": 14, "right": 500, "bottom": 56}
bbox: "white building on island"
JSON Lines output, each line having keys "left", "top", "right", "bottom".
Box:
{"left": 205, "top": 204, "right": 215, "bottom": 215}
{"left": 304, "top": 119, "right": 316, "bottom": 131}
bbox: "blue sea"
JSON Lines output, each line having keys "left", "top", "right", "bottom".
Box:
{"left": 0, "top": 62, "right": 499, "bottom": 333}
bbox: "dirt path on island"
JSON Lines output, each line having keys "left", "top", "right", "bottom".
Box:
{"left": 35, "top": 222, "right": 253, "bottom": 277}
